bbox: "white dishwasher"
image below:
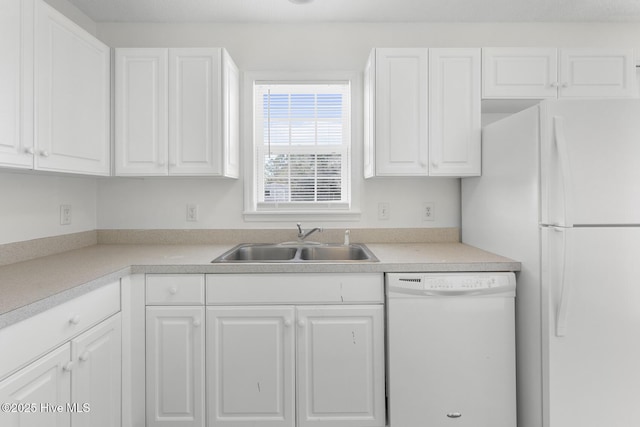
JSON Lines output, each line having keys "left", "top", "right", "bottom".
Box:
{"left": 386, "top": 272, "right": 516, "bottom": 427}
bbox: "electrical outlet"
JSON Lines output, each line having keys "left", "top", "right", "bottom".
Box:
{"left": 378, "top": 202, "right": 390, "bottom": 220}
{"left": 60, "top": 205, "right": 72, "bottom": 225}
{"left": 186, "top": 204, "right": 199, "bottom": 222}
{"left": 422, "top": 202, "right": 435, "bottom": 221}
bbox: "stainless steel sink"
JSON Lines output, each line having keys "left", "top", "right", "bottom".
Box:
{"left": 299, "top": 245, "right": 374, "bottom": 261}
{"left": 212, "top": 243, "right": 378, "bottom": 263}
{"left": 215, "top": 245, "right": 298, "bottom": 262}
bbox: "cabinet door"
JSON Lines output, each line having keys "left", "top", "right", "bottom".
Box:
{"left": 429, "top": 48, "right": 481, "bottom": 177}
{"left": 221, "top": 49, "right": 240, "bottom": 178}
{"left": 207, "top": 306, "right": 295, "bottom": 427}
{"left": 0, "top": 0, "right": 33, "bottom": 169}
{"left": 363, "top": 51, "right": 375, "bottom": 178}
{"left": 296, "top": 306, "right": 385, "bottom": 427}
{"left": 482, "top": 47, "right": 558, "bottom": 99}
{"left": 169, "top": 48, "right": 222, "bottom": 176}
{"left": 146, "top": 306, "right": 205, "bottom": 427}
{"left": 0, "top": 344, "right": 71, "bottom": 427}
{"left": 34, "top": 0, "right": 110, "bottom": 176}
{"left": 374, "top": 48, "right": 429, "bottom": 175}
{"left": 115, "top": 48, "right": 169, "bottom": 176}
{"left": 71, "top": 313, "right": 121, "bottom": 427}
{"left": 558, "top": 48, "right": 637, "bottom": 98}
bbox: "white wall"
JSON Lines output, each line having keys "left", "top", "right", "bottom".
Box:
{"left": 97, "top": 176, "right": 460, "bottom": 230}
{"left": 6, "top": 17, "right": 640, "bottom": 242}
{"left": 0, "top": 0, "right": 98, "bottom": 245}
{"left": 0, "top": 171, "right": 97, "bottom": 244}
{"left": 95, "top": 21, "right": 640, "bottom": 231}
{"left": 42, "top": 0, "right": 97, "bottom": 35}
{"left": 96, "top": 22, "right": 640, "bottom": 70}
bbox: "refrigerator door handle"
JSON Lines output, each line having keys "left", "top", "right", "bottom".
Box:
{"left": 553, "top": 117, "right": 574, "bottom": 227}
{"left": 552, "top": 226, "right": 572, "bottom": 337}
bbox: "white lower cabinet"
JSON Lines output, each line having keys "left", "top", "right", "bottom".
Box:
{"left": 296, "top": 306, "right": 385, "bottom": 427}
{"left": 206, "top": 305, "right": 385, "bottom": 427}
{"left": 204, "top": 273, "right": 386, "bottom": 427}
{"left": 206, "top": 306, "right": 295, "bottom": 427}
{"left": 0, "top": 282, "right": 121, "bottom": 427}
{"left": 146, "top": 306, "right": 205, "bottom": 427}
{"left": 0, "top": 344, "right": 72, "bottom": 426}
{"left": 143, "top": 273, "right": 386, "bottom": 427}
{"left": 0, "top": 313, "right": 121, "bottom": 427}
{"left": 71, "top": 313, "right": 122, "bottom": 427}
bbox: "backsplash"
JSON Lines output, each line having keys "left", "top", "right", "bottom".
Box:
{"left": 0, "top": 228, "right": 460, "bottom": 266}
{"left": 96, "top": 227, "right": 460, "bottom": 245}
{"left": 0, "top": 231, "right": 97, "bottom": 266}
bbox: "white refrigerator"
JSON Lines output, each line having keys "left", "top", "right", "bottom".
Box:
{"left": 462, "top": 99, "right": 640, "bottom": 427}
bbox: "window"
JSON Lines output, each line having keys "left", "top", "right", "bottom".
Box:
{"left": 251, "top": 81, "right": 351, "bottom": 213}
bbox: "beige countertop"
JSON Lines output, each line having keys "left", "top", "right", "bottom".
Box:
{"left": 0, "top": 242, "right": 520, "bottom": 328}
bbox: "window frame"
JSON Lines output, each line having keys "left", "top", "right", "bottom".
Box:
{"left": 243, "top": 71, "right": 362, "bottom": 222}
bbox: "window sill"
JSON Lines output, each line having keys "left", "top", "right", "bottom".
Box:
{"left": 243, "top": 210, "right": 361, "bottom": 222}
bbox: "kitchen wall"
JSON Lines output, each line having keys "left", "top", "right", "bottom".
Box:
{"left": 0, "top": 170, "right": 97, "bottom": 244}
{"left": 4, "top": 1, "right": 640, "bottom": 244}
{"left": 97, "top": 22, "right": 640, "bottom": 69}
{"left": 43, "top": 0, "right": 96, "bottom": 35}
{"left": 97, "top": 176, "right": 460, "bottom": 230}
{"left": 95, "top": 21, "right": 640, "bottom": 232}
{"left": 0, "top": 1, "right": 99, "bottom": 246}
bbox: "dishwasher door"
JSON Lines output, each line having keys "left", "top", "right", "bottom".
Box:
{"left": 386, "top": 273, "right": 516, "bottom": 427}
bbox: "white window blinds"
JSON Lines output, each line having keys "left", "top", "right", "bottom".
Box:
{"left": 254, "top": 82, "right": 351, "bottom": 210}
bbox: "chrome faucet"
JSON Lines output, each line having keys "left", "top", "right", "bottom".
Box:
{"left": 297, "top": 223, "right": 323, "bottom": 241}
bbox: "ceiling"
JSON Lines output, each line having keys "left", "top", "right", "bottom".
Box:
{"left": 66, "top": 0, "right": 640, "bottom": 23}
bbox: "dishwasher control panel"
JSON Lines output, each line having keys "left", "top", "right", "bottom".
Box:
{"left": 386, "top": 273, "right": 516, "bottom": 296}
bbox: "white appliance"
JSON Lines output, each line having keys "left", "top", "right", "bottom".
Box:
{"left": 462, "top": 99, "right": 640, "bottom": 427}
{"left": 386, "top": 272, "right": 517, "bottom": 427}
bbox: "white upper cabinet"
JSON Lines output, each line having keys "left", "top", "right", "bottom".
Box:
{"left": 483, "top": 47, "right": 637, "bottom": 99}
{"left": 429, "top": 48, "right": 481, "bottom": 176}
{"left": 0, "top": 0, "right": 34, "bottom": 169}
{"left": 363, "top": 52, "right": 375, "bottom": 178}
{"left": 364, "top": 48, "right": 481, "bottom": 178}
{"left": 34, "top": 0, "right": 111, "bottom": 176}
{"left": 115, "top": 47, "right": 239, "bottom": 177}
{"left": 115, "top": 49, "right": 169, "bottom": 176}
{"left": 558, "top": 48, "right": 637, "bottom": 98}
{"left": 482, "top": 47, "right": 557, "bottom": 99}
{"left": 220, "top": 49, "right": 240, "bottom": 179}
{"left": 0, "top": 0, "right": 110, "bottom": 175}
{"left": 366, "top": 48, "right": 429, "bottom": 176}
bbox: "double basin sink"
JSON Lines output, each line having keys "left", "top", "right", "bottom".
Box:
{"left": 212, "top": 243, "right": 379, "bottom": 263}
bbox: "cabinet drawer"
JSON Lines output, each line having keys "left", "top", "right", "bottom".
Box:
{"left": 206, "top": 273, "right": 384, "bottom": 305}
{"left": 146, "top": 274, "right": 205, "bottom": 305}
{"left": 0, "top": 281, "right": 120, "bottom": 380}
